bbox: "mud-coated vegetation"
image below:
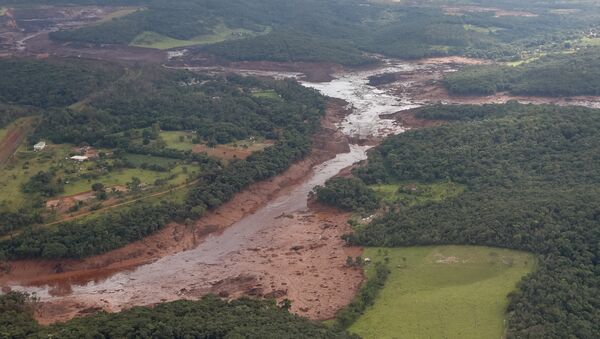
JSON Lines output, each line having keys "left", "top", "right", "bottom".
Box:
{"left": 347, "top": 103, "right": 600, "bottom": 338}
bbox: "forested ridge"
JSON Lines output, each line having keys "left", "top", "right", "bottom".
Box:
{"left": 444, "top": 48, "right": 600, "bottom": 96}
{"left": 0, "top": 58, "right": 327, "bottom": 260}
{"left": 0, "top": 293, "right": 356, "bottom": 338}
{"left": 344, "top": 103, "right": 600, "bottom": 338}
{"left": 18, "top": 0, "right": 600, "bottom": 64}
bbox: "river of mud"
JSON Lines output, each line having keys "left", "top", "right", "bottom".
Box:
{"left": 5, "top": 58, "right": 430, "bottom": 323}
{"left": 8, "top": 56, "right": 600, "bottom": 323}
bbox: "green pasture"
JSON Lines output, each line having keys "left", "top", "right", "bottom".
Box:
{"left": 350, "top": 246, "right": 536, "bottom": 339}
{"left": 130, "top": 24, "right": 270, "bottom": 49}
{"left": 369, "top": 181, "right": 465, "bottom": 205}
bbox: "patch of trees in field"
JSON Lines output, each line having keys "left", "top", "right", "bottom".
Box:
{"left": 345, "top": 103, "right": 600, "bottom": 338}
{"left": 0, "top": 293, "right": 356, "bottom": 338}
{"left": 444, "top": 48, "right": 600, "bottom": 96}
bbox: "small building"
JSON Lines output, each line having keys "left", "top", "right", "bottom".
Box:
{"left": 70, "top": 155, "right": 89, "bottom": 162}
{"left": 33, "top": 141, "right": 46, "bottom": 152}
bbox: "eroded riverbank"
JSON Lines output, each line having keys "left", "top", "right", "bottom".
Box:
{"left": 7, "top": 56, "right": 594, "bottom": 325}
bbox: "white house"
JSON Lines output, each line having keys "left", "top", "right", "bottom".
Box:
{"left": 33, "top": 141, "right": 46, "bottom": 152}
{"left": 70, "top": 155, "right": 89, "bottom": 162}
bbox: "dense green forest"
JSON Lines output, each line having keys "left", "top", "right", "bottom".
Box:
{"left": 0, "top": 59, "right": 121, "bottom": 110}
{"left": 0, "top": 58, "right": 327, "bottom": 260}
{"left": 444, "top": 48, "right": 600, "bottom": 96}
{"left": 0, "top": 58, "right": 121, "bottom": 129}
{"left": 344, "top": 103, "right": 600, "bottom": 338}
{"left": 313, "top": 177, "right": 379, "bottom": 214}
{"left": 203, "top": 30, "right": 371, "bottom": 66}
{"left": 33, "top": 65, "right": 324, "bottom": 146}
{"left": 0, "top": 293, "right": 355, "bottom": 338}
{"left": 20, "top": 0, "right": 600, "bottom": 63}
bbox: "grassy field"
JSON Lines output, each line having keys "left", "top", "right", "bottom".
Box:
{"left": 161, "top": 131, "right": 273, "bottom": 161}
{"left": 350, "top": 246, "right": 536, "bottom": 339}
{"left": 251, "top": 90, "right": 282, "bottom": 100}
{"left": 0, "top": 143, "right": 58, "bottom": 209}
{"left": 370, "top": 181, "right": 465, "bottom": 205}
{"left": 130, "top": 24, "right": 270, "bottom": 50}
{"left": 579, "top": 36, "right": 600, "bottom": 46}
{"left": 160, "top": 131, "right": 196, "bottom": 151}
{"left": 463, "top": 24, "right": 504, "bottom": 34}
{"left": 97, "top": 7, "right": 141, "bottom": 24}
{"left": 0, "top": 139, "right": 200, "bottom": 209}
{"left": 60, "top": 165, "right": 195, "bottom": 196}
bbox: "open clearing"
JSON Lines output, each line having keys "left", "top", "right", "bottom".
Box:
{"left": 193, "top": 140, "right": 273, "bottom": 161}
{"left": 370, "top": 181, "right": 464, "bottom": 205}
{"left": 96, "top": 7, "right": 141, "bottom": 24}
{"left": 350, "top": 246, "right": 536, "bottom": 339}
{"left": 161, "top": 131, "right": 274, "bottom": 160}
{"left": 0, "top": 117, "right": 37, "bottom": 167}
{"left": 0, "top": 140, "right": 199, "bottom": 211}
{"left": 130, "top": 24, "right": 271, "bottom": 50}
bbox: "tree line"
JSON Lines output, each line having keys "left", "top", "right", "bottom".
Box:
{"left": 38, "top": 0, "right": 600, "bottom": 64}
{"left": 0, "top": 292, "right": 356, "bottom": 338}
{"left": 444, "top": 48, "right": 600, "bottom": 96}
{"left": 345, "top": 103, "right": 600, "bottom": 338}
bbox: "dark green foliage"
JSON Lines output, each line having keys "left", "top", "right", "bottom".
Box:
{"left": 0, "top": 293, "right": 39, "bottom": 338}
{"left": 204, "top": 31, "right": 373, "bottom": 66}
{"left": 0, "top": 209, "right": 42, "bottom": 237}
{"left": 412, "top": 102, "right": 519, "bottom": 121}
{"left": 445, "top": 48, "right": 600, "bottom": 96}
{"left": 0, "top": 293, "right": 356, "bottom": 339}
{"left": 0, "top": 201, "right": 178, "bottom": 259}
{"left": 0, "top": 58, "right": 121, "bottom": 108}
{"left": 21, "top": 171, "right": 64, "bottom": 197}
{"left": 41, "top": 0, "right": 600, "bottom": 64}
{"left": 313, "top": 177, "right": 380, "bottom": 213}
{"left": 0, "top": 105, "right": 39, "bottom": 129}
{"left": 348, "top": 104, "right": 600, "bottom": 338}
{"left": 33, "top": 67, "right": 325, "bottom": 147}
{"left": 334, "top": 262, "right": 390, "bottom": 329}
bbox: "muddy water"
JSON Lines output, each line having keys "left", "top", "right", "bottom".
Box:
{"left": 10, "top": 59, "right": 424, "bottom": 314}
{"left": 302, "top": 60, "right": 422, "bottom": 139}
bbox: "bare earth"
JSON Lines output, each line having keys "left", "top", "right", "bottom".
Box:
{"left": 33, "top": 206, "right": 362, "bottom": 324}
